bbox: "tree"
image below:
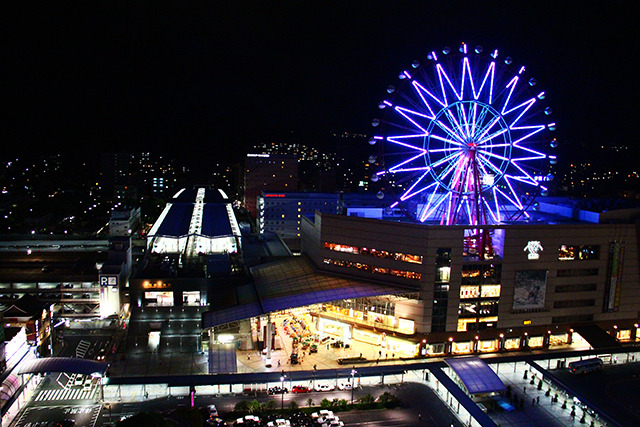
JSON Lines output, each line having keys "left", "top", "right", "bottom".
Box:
{"left": 234, "top": 400, "right": 249, "bottom": 412}
{"left": 307, "top": 398, "right": 314, "bottom": 407}
{"left": 288, "top": 401, "right": 299, "bottom": 410}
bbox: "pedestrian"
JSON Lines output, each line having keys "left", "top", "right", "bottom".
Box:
{"left": 523, "top": 386, "right": 527, "bottom": 394}
{"left": 536, "top": 396, "right": 540, "bottom": 405}
{"left": 379, "top": 350, "right": 382, "bottom": 357}
{"left": 418, "top": 413, "right": 422, "bottom": 421}
{"left": 313, "top": 364, "right": 317, "bottom": 371}
{"left": 392, "top": 353, "right": 395, "bottom": 358}
{"left": 277, "top": 360, "right": 281, "bottom": 367}
{"left": 247, "top": 354, "right": 251, "bottom": 360}
{"left": 532, "top": 398, "right": 535, "bottom": 406}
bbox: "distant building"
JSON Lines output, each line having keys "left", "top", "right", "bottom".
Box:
{"left": 257, "top": 192, "right": 391, "bottom": 251}
{"left": 109, "top": 207, "right": 141, "bottom": 237}
{"left": 243, "top": 154, "right": 298, "bottom": 219}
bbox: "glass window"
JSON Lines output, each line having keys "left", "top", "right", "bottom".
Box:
{"left": 558, "top": 245, "right": 600, "bottom": 261}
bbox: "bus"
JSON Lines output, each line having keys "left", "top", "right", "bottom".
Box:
{"left": 568, "top": 357, "right": 603, "bottom": 374}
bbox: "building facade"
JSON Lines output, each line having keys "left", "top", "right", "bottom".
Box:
{"left": 301, "top": 212, "right": 640, "bottom": 355}
{"left": 243, "top": 154, "right": 298, "bottom": 219}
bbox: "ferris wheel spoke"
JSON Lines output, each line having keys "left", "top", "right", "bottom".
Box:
{"left": 501, "top": 76, "right": 520, "bottom": 115}
{"left": 436, "top": 63, "right": 462, "bottom": 105}
{"left": 510, "top": 125, "right": 546, "bottom": 145}
{"left": 476, "top": 150, "right": 509, "bottom": 162}
{"left": 400, "top": 176, "right": 437, "bottom": 201}
{"left": 509, "top": 161, "right": 539, "bottom": 184}
{"left": 476, "top": 128, "right": 509, "bottom": 146}
{"left": 505, "top": 174, "right": 539, "bottom": 187}
{"left": 432, "top": 120, "right": 467, "bottom": 144}
{"left": 458, "top": 103, "right": 472, "bottom": 139}
{"left": 476, "top": 154, "right": 504, "bottom": 177}
{"left": 428, "top": 134, "right": 466, "bottom": 147}
{"left": 389, "top": 151, "right": 428, "bottom": 173}
{"left": 498, "top": 177, "right": 524, "bottom": 209}
{"left": 505, "top": 98, "right": 537, "bottom": 128}
{"left": 474, "top": 61, "right": 496, "bottom": 104}
{"left": 394, "top": 107, "right": 430, "bottom": 133}
{"left": 444, "top": 109, "right": 466, "bottom": 140}
{"left": 411, "top": 81, "right": 443, "bottom": 115}
{"left": 474, "top": 116, "right": 501, "bottom": 142}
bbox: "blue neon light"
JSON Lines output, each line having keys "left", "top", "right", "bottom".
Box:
{"left": 377, "top": 43, "right": 553, "bottom": 225}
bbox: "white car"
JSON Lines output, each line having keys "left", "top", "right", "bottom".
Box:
{"left": 207, "top": 404, "right": 218, "bottom": 417}
{"left": 314, "top": 383, "right": 335, "bottom": 392}
{"left": 337, "top": 382, "right": 353, "bottom": 390}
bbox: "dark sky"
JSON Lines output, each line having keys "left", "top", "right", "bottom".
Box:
{"left": 2, "top": 2, "right": 636, "bottom": 165}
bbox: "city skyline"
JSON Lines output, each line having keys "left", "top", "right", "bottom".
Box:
{"left": 3, "top": 3, "right": 636, "bottom": 167}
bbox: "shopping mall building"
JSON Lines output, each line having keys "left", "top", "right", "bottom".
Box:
{"left": 133, "top": 189, "right": 640, "bottom": 361}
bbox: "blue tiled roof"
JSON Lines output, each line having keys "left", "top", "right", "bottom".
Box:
{"left": 156, "top": 204, "right": 194, "bottom": 237}
{"left": 201, "top": 204, "right": 233, "bottom": 237}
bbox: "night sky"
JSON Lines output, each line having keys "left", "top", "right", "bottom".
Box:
{"left": 3, "top": 2, "right": 636, "bottom": 166}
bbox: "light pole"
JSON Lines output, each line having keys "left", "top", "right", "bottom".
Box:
{"left": 351, "top": 368, "right": 357, "bottom": 405}
{"left": 280, "top": 375, "right": 286, "bottom": 411}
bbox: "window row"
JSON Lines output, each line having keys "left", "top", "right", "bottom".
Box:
{"left": 323, "top": 258, "right": 422, "bottom": 281}
{"left": 324, "top": 242, "right": 423, "bottom": 264}
{"left": 558, "top": 245, "right": 599, "bottom": 261}
{"left": 459, "top": 284, "right": 501, "bottom": 299}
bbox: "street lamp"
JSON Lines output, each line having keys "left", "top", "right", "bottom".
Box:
{"left": 280, "top": 375, "right": 286, "bottom": 411}
{"left": 350, "top": 368, "right": 357, "bottom": 405}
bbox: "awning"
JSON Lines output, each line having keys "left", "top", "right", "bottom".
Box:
{"left": 18, "top": 357, "right": 108, "bottom": 376}
{"left": 445, "top": 356, "right": 506, "bottom": 395}
{"left": 574, "top": 324, "right": 622, "bottom": 349}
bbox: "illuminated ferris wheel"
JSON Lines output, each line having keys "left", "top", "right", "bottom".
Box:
{"left": 370, "top": 42, "right": 557, "bottom": 225}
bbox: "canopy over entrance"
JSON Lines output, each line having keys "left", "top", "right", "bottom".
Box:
{"left": 18, "top": 357, "right": 108, "bottom": 376}
{"left": 445, "top": 356, "right": 506, "bottom": 395}
{"left": 574, "top": 324, "right": 622, "bottom": 349}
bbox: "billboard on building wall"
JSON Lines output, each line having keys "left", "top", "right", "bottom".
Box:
{"left": 513, "top": 270, "right": 547, "bottom": 310}
{"left": 604, "top": 241, "right": 625, "bottom": 312}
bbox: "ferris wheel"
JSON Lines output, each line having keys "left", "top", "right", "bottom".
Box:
{"left": 369, "top": 42, "right": 557, "bottom": 226}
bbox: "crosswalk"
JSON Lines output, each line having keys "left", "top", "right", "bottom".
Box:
{"left": 76, "top": 340, "right": 91, "bottom": 358}
{"left": 34, "top": 387, "right": 96, "bottom": 402}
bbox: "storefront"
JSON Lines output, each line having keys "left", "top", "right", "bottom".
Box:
{"left": 549, "top": 333, "right": 569, "bottom": 348}
{"left": 504, "top": 337, "right": 520, "bottom": 350}
{"left": 144, "top": 291, "right": 174, "bottom": 306}
{"left": 353, "top": 328, "right": 382, "bottom": 346}
{"left": 477, "top": 339, "right": 499, "bottom": 352}
{"left": 452, "top": 341, "right": 474, "bottom": 354}
{"left": 386, "top": 336, "right": 419, "bottom": 357}
{"left": 317, "top": 317, "right": 351, "bottom": 342}
{"left": 528, "top": 336, "right": 544, "bottom": 348}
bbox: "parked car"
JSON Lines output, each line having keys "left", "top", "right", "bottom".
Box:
{"left": 292, "top": 385, "right": 310, "bottom": 393}
{"left": 208, "top": 404, "right": 218, "bottom": 417}
{"left": 337, "top": 382, "right": 353, "bottom": 391}
{"left": 96, "top": 348, "right": 106, "bottom": 361}
{"left": 267, "top": 386, "right": 288, "bottom": 395}
{"left": 314, "top": 383, "right": 335, "bottom": 392}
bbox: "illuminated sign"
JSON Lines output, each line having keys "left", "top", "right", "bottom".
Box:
{"left": 264, "top": 194, "right": 285, "bottom": 198}
{"left": 143, "top": 280, "right": 171, "bottom": 289}
{"left": 524, "top": 241, "right": 543, "bottom": 260}
{"left": 99, "top": 275, "right": 118, "bottom": 287}
{"left": 523, "top": 320, "right": 532, "bottom": 325}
